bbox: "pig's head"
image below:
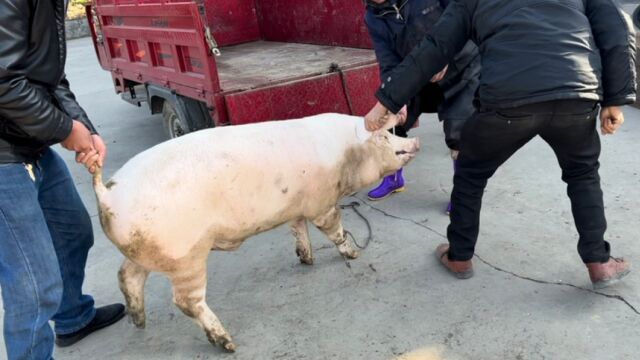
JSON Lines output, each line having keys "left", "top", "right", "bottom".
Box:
{"left": 339, "top": 114, "right": 420, "bottom": 195}
{"left": 366, "top": 123, "right": 420, "bottom": 175}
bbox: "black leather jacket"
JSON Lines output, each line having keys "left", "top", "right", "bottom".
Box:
{"left": 376, "top": 0, "right": 637, "bottom": 112}
{"left": 0, "top": 0, "right": 97, "bottom": 163}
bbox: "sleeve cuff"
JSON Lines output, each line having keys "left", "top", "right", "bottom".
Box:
{"left": 601, "top": 94, "right": 637, "bottom": 107}
{"left": 375, "top": 88, "right": 403, "bottom": 114}
{"left": 50, "top": 115, "right": 74, "bottom": 144}
{"left": 79, "top": 117, "right": 99, "bottom": 135}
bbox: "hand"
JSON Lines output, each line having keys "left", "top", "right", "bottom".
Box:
{"left": 75, "top": 148, "right": 100, "bottom": 174}
{"left": 397, "top": 105, "right": 408, "bottom": 125}
{"left": 365, "top": 101, "right": 390, "bottom": 131}
{"left": 91, "top": 135, "right": 107, "bottom": 167}
{"left": 61, "top": 120, "right": 95, "bottom": 154}
{"left": 431, "top": 65, "right": 448, "bottom": 83}
{"left": 77, "top": 135, "right": 107, "bottom": 174}
{"left": 600, "top": 106, "right": 624, "bottom": 135}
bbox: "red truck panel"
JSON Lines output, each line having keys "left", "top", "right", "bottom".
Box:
{"left": 341, "top": 64, "right": 380, "bottom": 116}
{"left": 202, "top": 0, "right": 261, "bottom": 47}
{"left": 88, "top": 0, "right": 381, "bottom": 127}
{"left": 256, "top": 0, "right": 372, "bottom": 49}
{"left": 93, "top": 1, "right": 221, "bottom": 93}
{"left": 225, "top": 73, "right": 351, "bottom": 125}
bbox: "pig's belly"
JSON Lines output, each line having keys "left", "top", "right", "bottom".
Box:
{"left": 106, "top": 164, "right": 337, "bottom": 261}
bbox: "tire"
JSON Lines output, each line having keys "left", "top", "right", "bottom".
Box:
{"left": 162, "top": 101, "right": 190, "bottom": 139}
{"left": 161, "top": 97, "right": 214, "bottom": 139}
{"left": 634, "top": 5, "right": 640, "bottom": 30}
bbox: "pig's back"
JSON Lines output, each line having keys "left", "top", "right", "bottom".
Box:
{"left": 111, "top": 113, "right": 366, "bottom": 188}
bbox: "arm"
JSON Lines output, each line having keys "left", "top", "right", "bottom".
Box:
{"left": 53, "top": 76, "right": 99, "bottom": 134}
{"left": 0, "top": 0, "right": 73, "bottom": 144}
{"left": 585, "top": 0, "right": 637, "bottom": 106}
{"left": 54, "top": 76, "right": 107, "bottom": 170}
{"left": 365, "top": 14, "right": 404, "bottom": 82}
{"left": 375, "top": 0, "right": 474, "bottom": 113}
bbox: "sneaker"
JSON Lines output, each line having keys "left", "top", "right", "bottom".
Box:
{"left": 56, "top": 304, "right": 126, "bottom": 347}
{"left": 367, "top": 168, "right": 405, "bottom": 201}
{"left": 435, "top": 243, "right": 474, "bottom": 279}
{"left": 586, "top": 257, "right": 631, "bottom": 290}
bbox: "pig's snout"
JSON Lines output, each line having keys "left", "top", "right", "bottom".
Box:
{"left": 395, "top": 138, "right": 420, "bottom": 155}
{"left": 394, "top": 137, "right": 420, "bottom": 166}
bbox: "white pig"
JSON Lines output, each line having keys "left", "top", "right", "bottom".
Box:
{"left": 93, "top": 113, "right": 419, "bottom": 351}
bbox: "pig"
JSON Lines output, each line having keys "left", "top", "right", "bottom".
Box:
{"left": 92, "top": 113, "right": 419, "bottom": 352}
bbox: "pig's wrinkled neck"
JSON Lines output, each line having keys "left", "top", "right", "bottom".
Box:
{"left": 338, "top": 141, "right": 398, "bottom": 194}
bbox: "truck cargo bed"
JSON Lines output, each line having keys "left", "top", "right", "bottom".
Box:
{"left": 217, "top": 41, "right": 376, "bottom": 93}
{"left": 89, "top": 0, "right": 380, "bottom": 129}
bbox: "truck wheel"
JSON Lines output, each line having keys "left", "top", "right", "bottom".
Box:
{"left": 163, "top": 101, "right": 190, "bottom": 138}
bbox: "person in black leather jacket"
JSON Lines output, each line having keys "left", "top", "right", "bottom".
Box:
{"left": 365, "top": 0, "right": 636, "bottom": 288}
{"left": 0, "top": 1, "right": 125, "bottom": 358}
{"left": 364, "top": 0, "right": 480, "bottom": 210}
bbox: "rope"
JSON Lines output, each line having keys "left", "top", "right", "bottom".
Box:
{"left": 339, "top": 201, "right": 372, "bottom": 250}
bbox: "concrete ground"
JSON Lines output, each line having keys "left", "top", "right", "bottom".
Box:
{"left": 2, "top": 35, "right": 640, "bottom": 360}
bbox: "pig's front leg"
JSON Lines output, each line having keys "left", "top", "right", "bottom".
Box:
{"left": 290, "top": 218, "right": 314, "bottom": 265}
{"left": 312, "top": 206, "right": 359, "bottom": 259}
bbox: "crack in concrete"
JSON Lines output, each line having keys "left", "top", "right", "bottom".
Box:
{"left": 473, "top": 254, "right": 640, "bottom": 315}
{"left": 352, "top": 196, "right": 640, "bottom": 316}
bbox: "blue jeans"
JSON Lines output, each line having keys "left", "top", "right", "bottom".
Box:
{"left": 0, "top": 149, "right": 96, "bottom": 360}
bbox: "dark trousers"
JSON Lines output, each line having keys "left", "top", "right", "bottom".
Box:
{"left": 447, "top": 99, "right": 611, "bottom": 263}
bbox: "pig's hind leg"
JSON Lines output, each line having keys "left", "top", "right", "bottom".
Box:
{"left": 312, "top": 206, "right": 359, "bottom": 259}
{"left": 118, "top": 259, "right": 150, "bottom": 328}
{"left": 290, "top": 218, "right": 314, "bottom": 265}
{"left": 169, "top": 262, "right": 236, "bottom": 352}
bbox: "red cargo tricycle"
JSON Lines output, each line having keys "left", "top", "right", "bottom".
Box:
{"left": 87, "top": 0, "right": 380, "bottom": 138}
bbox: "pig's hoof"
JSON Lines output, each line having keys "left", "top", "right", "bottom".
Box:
{"left": 296, "top": 249, "right": 314, "bottom": 265}
{"left": 223, "top": 341, "right": 237, "bottom": 352}
{"left": 134, "top": 321, "right": 146, "bottom": 329}
{"left": 128, "top": 313, "right": 146, "bottom": 329}
{"left": 342, "top": 249, "right": 359, "bottom": 259}
{"left": 299, "top": 257, "right": 314, "bottom": 265}
{"left": 208, "top": 333, "right": 236, "bottom": 352}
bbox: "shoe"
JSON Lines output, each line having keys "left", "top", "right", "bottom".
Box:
{"left": 367, "top": 168, "right": 405, "bottom": 201}
{"left": 55, "top": 303, "right": 126, "bottom": 347}
{"left": 586, "top": 257, "right": 631, "bottom": 290}
{"left": 435, "top": 243, "right": 474, "bottom": 279}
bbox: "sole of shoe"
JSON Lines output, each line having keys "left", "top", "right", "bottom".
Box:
{"left": 55, "top": 310, "right": 126, "bottom": 347}
{"left": 367, "top": 186, "right": 406, "bottom": 201}
{"left": 434, "top": 247, "right": 474, "bottom": 280}
{"left": 592, "top": 268, "right": 632, "bottom": 290}
{"left": 454, "top": 269, "right": 475, "bottom": 280}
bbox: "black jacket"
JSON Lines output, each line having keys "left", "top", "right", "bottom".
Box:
{"left": 0, "top": 0, "right": 97, "bottom": 163}
{"left": 376, "top": 0, "right": 637, "bottom": 113}
{"left": 365, "top": 0, "right": 481, "bottom": 127}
